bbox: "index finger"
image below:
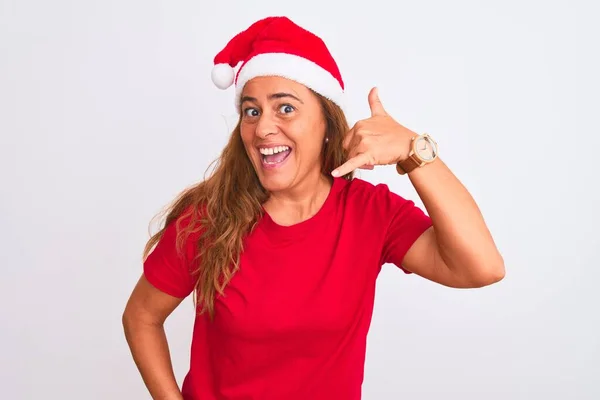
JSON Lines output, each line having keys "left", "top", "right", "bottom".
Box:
{"left": 331, "top": 153, "right": 370, "bottom": 177}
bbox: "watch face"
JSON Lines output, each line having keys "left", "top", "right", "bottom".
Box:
{"left": 414, "top": 136, "right": 438, "bottom": 161}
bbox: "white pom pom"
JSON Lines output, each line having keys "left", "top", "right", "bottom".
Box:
{"left": 211, "top": 63, "right": 234, "bottom": 89}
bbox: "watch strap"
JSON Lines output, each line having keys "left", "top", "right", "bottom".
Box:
{"left": 396, "top": 154, "right": 422, "bottom": 175}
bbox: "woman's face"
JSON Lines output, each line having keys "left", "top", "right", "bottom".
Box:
{"left": 239, "top": 76, "right": 327, "bottom": 193}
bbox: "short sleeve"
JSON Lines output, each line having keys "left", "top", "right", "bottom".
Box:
{"left": 143, "top": 215, "right": 197, "bottom": 298}
{"left": 378, "top": 186, "right": 433, "bottom": 273}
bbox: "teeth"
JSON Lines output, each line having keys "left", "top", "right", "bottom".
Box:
{"left": 259, "top": 146, "right": 290, "bottom": 155}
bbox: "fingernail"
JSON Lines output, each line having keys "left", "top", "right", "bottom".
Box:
{"left": 331, "top": 170, "right": 339, "bottom": 177}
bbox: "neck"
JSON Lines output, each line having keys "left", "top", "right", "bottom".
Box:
{"left": 263, "top": 173, "right": 332, "bottom": 226}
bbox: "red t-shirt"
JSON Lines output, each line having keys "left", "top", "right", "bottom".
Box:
{"left": 144, "top": 177, "right": 432, "bottom": 400}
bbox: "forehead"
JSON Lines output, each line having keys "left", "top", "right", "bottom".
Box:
{"left": 241, "top": 76, "right": 311, "bottom": 99}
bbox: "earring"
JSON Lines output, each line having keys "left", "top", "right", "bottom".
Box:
{"left": 325, "top": 137, "right": 329, "bottom": 143}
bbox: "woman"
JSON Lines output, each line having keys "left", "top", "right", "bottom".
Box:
{"left": 122, "top": 16, "right": 505, "bottom": 400}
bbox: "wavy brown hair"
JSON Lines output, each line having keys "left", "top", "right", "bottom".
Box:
{"left": 142, "top": 92, "right": 353, "bottom": 318}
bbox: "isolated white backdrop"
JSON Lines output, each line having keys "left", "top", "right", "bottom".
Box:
{"left": 1, "top": 0, "right": 599, "bottom": 399}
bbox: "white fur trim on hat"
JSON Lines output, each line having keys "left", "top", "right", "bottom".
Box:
{"left": 233, "top": 52, "right": 345, "bottom": 111}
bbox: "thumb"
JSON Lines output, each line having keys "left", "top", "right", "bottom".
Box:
{"left": 368, "top": 87, "right": 387, "bottom": 116}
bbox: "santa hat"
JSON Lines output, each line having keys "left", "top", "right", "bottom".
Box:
{"left": 211, "top": 16, "right": 345, "bottom": 110}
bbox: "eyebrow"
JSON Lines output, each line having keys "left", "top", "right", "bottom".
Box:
{"left": 240, "top": 92, "right": 304, "bottom": 105}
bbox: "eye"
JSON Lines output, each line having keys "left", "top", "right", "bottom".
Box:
{"left": 244, "top": 108, "right": 259, "bottom": 117}
{"left": 279, "top": 104, "right": 295, "bottom": 114}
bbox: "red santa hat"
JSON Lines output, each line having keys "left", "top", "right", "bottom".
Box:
{"left": 211, "top": 16, "right": 345, "bottom": 110}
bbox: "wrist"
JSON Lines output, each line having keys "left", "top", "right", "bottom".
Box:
{"left": 396, "top": 133, "right": 418, "bottom": 163}
{"left": 395, "top": 133, "right": 439, "bottom": 175}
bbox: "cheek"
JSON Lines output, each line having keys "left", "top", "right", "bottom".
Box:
{"left": 289, "top": 121, "right": 326, "bottom": 155}
{"left": 239, "top": 126, "right": 254, "bottom": 149}
{"left": 239, "top": 125, "right": 250, "bottom": 141}
{"left": 306, "top": 127, "right": 326, "bottom": 156}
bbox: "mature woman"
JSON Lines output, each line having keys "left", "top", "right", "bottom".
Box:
{"left": 122, "top": 16, "right": 505, "bottom": 400}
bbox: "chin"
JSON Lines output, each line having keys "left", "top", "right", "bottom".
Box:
{"left": 257, "top": 172, "right": 296, "bottom": 193}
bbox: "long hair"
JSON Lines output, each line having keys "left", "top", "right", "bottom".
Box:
{"left": 142, "top": 93, "right": 353, "bottom": 318}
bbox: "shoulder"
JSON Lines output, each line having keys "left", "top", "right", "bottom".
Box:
{"left": 155, "top": 205, "right": 206, "bottom": 260}
{"left": 338, "top": 176, "right": 405, "bottom": 210}
{"left": 337, "top": 176, "right": 428, "bottom": 230}
{"left": 142, "top": 205, "right": 205, "bottom": 298}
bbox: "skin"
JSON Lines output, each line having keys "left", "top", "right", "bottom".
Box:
{"left": 123, "top": 277, "right": 185, "bottom": 400}
{"left": 122, "top": 76, "right": 505, "bottom": 399}
{"left": 239, "top": 76, "right": 333, "bottom": 225}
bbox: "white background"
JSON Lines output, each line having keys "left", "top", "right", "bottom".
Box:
{"left": 1, "top": 0, "right": 599, "bottom": 398}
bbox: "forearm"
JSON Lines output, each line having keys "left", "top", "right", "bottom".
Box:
{"left": 408, "top": 158, "right": 504, "bottom": 280}
{"left": 123, "top": 319, "right": 183, "bottom": 400}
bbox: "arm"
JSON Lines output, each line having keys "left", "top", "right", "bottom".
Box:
{"left": 122, "top": 274, "right": 185, "bottom": 400}
{"left": 333, "top": 87, "right": 504, "bottom": 288}
{"left": 402, "top": 158, "right": 505, "bottom": 288}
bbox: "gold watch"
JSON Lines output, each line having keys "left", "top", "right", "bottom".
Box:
{"left": 396, "top": 133, "right": 438, "bottom": 175}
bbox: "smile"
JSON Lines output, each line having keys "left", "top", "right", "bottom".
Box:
{"left": 258, "top": 145, "right": 292, "bottom": 168}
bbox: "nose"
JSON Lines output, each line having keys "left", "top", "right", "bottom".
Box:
{"left": 255, "top": 112, "right": 278, "bottom": 139}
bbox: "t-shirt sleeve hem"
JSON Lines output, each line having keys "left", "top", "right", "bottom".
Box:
{"left": 396, "top": 217, "right": 433, "bottom": 274}
{"left": 143, "top": 267, "right": 193, "bottom": 299}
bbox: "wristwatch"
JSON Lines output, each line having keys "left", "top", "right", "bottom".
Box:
{"left": 396, "top": 133, "right": 439, "bottom": 175}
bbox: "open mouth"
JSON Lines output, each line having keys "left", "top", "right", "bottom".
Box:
{"left": 259, "top": 145, "right": 292, "bottom": 167}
